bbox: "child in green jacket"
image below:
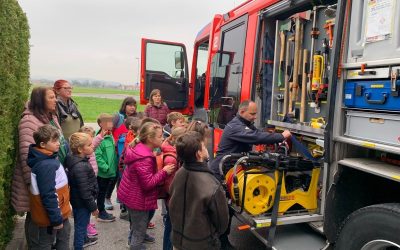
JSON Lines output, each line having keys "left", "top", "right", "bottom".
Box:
{"left": 95, "top": 113, "right": 118, "bottom": 222}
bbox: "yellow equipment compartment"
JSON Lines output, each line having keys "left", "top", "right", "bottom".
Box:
{"left": 225, "top": 167, "right": 320, "bottom": 216}
{"left": 277, "top": 168, "right": 320, "bottom": 214}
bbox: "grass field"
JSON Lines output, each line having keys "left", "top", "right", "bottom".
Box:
{"left": 74, "top": 96, "right": 144, "bottom": 122}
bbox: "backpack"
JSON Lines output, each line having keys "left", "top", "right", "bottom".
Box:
{"left": 155, "top": 151, "right": 177, "bottom": 199}
{"left": 117, "top": 132, "right": 127, "bottom": 158}
{"left": 118, "top": 131, "right": 137, "bottom": 173}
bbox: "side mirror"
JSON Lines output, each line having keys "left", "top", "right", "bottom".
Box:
{"left": 175, "top": 51, "right": 184, "bottom": 70}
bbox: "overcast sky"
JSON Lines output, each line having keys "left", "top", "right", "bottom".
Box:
{"left": 17, "top": 0, "right": 245, "bottom": 85}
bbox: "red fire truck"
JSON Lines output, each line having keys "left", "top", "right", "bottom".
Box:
{"left": 140, "top": 0, "right": 400, "bottom": 249}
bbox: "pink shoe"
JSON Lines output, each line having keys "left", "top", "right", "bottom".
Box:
{"left": 147, "top": 222, "right": 155, "bottom": 229}
{"left": 89, "top": 223, "right": 96, "bottom": 228}
{"left": 87, "top": 223, "right": 98, "bottom": 237}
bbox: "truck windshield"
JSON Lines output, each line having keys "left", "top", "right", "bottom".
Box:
{"left": 146, "top": 43, "right": 185, "bottom": 78}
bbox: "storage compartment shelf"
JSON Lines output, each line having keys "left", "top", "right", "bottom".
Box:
{"left": 338, "top": 158, "right": 400, "bottom": 183}
{"left": 269, "top": 120, "right": 324, "bottom": 139}
{"left": 342, "top": 59, "right": 400, "bottom": 69}
{"left": 234, "top": 207, "right": 323, "bottom": 229}
{"left": 335, "top": 135, "right": 400, "bottom": 155}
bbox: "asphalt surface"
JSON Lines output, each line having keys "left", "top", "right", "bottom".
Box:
{"left": 76, "top": 192, "right": 326, "bottom": 250}
{"left": 73, "top": 93, "right": 139, "bottom": 100}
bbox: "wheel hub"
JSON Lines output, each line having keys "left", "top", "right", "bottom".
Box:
{"left": 361, "top": 239, "right": 400, "bottom": 250}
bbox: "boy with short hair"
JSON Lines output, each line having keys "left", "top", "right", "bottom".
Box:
{"left": 95, "top": 113, "right": 118, "bottom": 222}
{"left": 163, "top": 112, "right": 185, "bottom": 138}
{"left": 27, "top": 124, "right": 71, "bottom": 250}
{"left": 169, "top": 131, "right": 229, "bottom": 250}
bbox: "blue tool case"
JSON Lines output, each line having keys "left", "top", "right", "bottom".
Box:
{"left": 344, "top": 80, "right": 400, "bottom": 111}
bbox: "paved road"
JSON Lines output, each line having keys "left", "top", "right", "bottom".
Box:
{"left": 81, "top": 191, "right": 326, "bottom": 250}
{"left": 73, "top": 93, "right": 139, "bottom": 100}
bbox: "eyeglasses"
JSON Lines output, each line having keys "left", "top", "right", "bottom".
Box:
{"left": 61, "top": 87, "right": 73, "bottom": 90}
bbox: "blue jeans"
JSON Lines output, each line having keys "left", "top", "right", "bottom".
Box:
{"left": 163, "top": 208, "right": 172, "bottom": 250}
{"left": 73, "top": 208, "right": 91, "bottom": 250}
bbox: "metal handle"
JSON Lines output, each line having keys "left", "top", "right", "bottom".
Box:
{"left": 358, "top": 70, "right": 376, "bottom": 76}
{"left": 364, "top": 92, "right": 387, "bottom": 105}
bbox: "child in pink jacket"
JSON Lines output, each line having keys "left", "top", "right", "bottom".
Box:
{"left": 117, "top": 122, "right": 175, "bottom": 248}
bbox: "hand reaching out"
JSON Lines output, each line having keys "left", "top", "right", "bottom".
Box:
{"left": 92, "top": 209, "right": 99, "bottom": 217}
{"left": 282, "top": 130, "right": 291, "bottom": 139}
{"left": 53, "top": 223, "right": 63, "bottom": 230}
{"left": 163, "top": 164, "right": 176, "bottom": 175}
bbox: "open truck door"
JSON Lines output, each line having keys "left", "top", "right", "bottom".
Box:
{"left": 140, "top": 38, "right": 191, "bottom": 114}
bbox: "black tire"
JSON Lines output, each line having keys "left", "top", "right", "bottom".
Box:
{"left": 335, "top": 203, "right": 400, "bottom": 250}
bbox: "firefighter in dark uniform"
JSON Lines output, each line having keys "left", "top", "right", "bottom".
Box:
{"left": 210, "top": 100, "right": 291, "bottom": 249}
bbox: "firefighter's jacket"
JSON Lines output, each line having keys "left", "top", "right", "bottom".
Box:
{"left": 210, "top": 115, "right": 285, "bottom": 180}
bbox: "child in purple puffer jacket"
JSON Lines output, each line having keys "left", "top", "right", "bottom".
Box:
{"left": 117, "top": 122, "right": 175, "bottom": 249}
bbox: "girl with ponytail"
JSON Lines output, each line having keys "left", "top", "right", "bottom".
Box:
{"left": 117, "top": 122, "right": 175, "bottom": 248}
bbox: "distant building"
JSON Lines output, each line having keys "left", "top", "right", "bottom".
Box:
{"left": 120, "top": 85, "right": 135, "bottom": 91}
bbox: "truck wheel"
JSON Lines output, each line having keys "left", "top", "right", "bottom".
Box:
{"left": 335, "top": 203, "right": 400, "bottom": 250}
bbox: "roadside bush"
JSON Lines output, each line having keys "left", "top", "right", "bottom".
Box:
{"left": 0, "top": 0, "right": 30, "bottom": 247}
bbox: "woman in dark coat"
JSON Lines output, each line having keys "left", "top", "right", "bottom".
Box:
{"left": 53, "top": 79, "right": 84, "bottom": 140}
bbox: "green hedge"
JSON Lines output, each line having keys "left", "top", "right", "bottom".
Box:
{"left": 0, "top": 0, "right": 30, "bottom": 247}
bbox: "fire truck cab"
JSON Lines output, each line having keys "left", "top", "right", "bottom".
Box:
{"left": 140, "top": 0, "right": 400, "bottom": 249}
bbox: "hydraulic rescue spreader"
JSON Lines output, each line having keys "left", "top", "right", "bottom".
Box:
{"left": 220, "top": 145, "right": 321, "bottom": 217}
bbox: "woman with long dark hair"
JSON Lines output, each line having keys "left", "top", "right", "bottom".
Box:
{"left": 11, "top": 86, "right": 70, "bottom": 248}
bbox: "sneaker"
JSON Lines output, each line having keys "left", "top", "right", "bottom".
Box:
{"left": 97, "top": 211, "right": 116, "bottom": 222}
{"left": 83, "top": 237, "right": 98, "bottom": 248}
{"left": 127, "top": 242, "right": 147, "bottom": 250}
{"left": 105, "top": 198, "right": 114, "bottom": 210}
{"left": 87, "top": 224, "right": 98, "bottom": 237}
{"left": 143, "top": 233, "right": 155, "bottom": 244}
{"left": 89, "top": 223, "right": 96, "bottom": 228}
{"left": 147, "top": 222, "right": 155, "bottom": 229}
{"left": 119, "top": 211, "right": 129, "bottom": 221}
